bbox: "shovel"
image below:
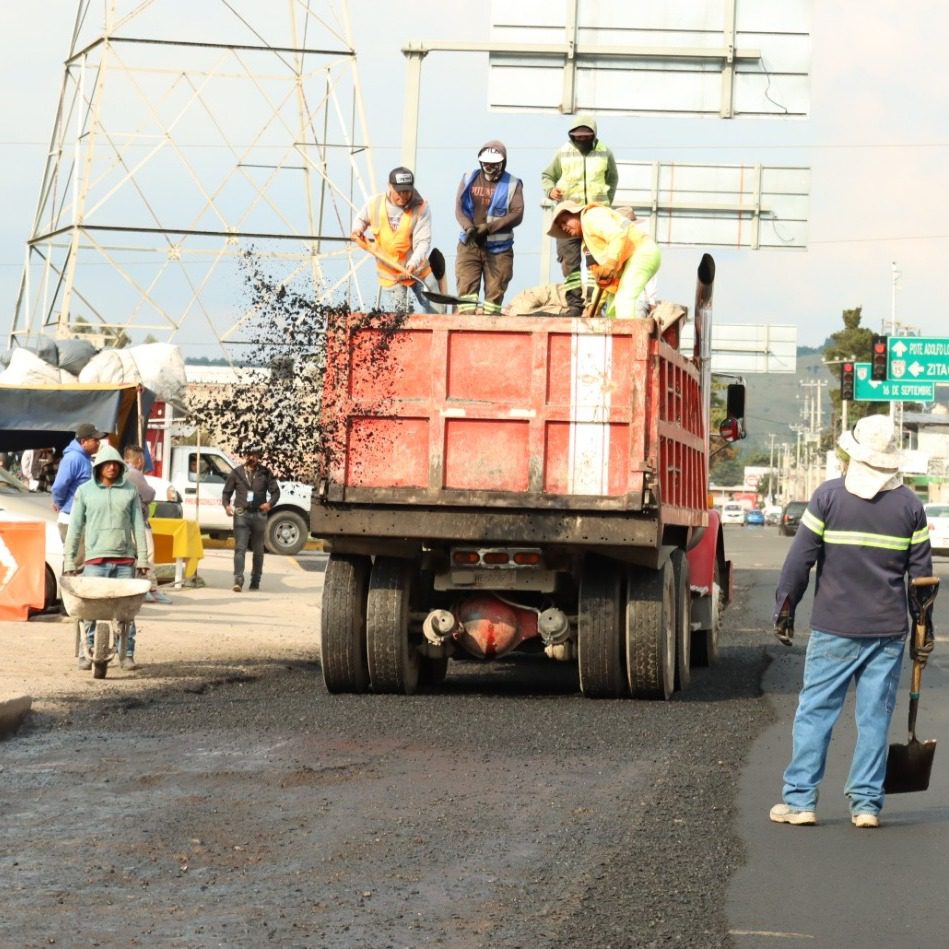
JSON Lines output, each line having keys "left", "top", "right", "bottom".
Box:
{"left": 353, "top": 237, "right": 463, "bottom": 306}
{"left": 884, "top": 576, "right": 940, "bottom": 794}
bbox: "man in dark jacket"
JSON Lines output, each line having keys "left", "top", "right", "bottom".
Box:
{"left": 454, "top": 140, "right": 524, "bottom": 315}
{"left": 769, "top": 415, "right": 934, "bottom": 829}
{"left": 222, "top": 444, "right": 280, "bottom": 593}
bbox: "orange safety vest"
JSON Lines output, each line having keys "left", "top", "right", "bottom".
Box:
{"left": 368, "top": 195, "right": 433, "bottom": 287}
{"left": 579, "top": 204, "right": 642, "bottom": 295}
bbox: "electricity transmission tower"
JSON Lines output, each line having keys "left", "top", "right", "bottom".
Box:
{"left": 9, "top": 0, "right": 377, "bottom": 355}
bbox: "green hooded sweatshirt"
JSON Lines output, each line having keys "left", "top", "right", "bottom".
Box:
{"left": 64, "top": 444, "right": 148, "bottom": 571}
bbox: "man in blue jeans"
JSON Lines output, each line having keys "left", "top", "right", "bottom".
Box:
{"left": 63, "top": 444, "right": 149, "bottom": 671}
{"left": 770, "top": 415, "right": 934, "bottom": 828}
{"left": 222, "top": 445, "right": 280, "bottom": 593}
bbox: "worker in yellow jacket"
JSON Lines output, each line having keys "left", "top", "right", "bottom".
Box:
{"left": 548, "top": 201, "right": 661, "bottom": 319}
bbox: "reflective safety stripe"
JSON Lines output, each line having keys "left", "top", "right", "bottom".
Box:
{"left": 563, "top": 270, "right": 583, "bottom": 291}
{"left": 801, "top": 510, "right": 824, "bottom": 535}
{"left": 912, "top": 525, "right": 930, "bottom": 544}
{"left": 823, "top": 530, "right": 912, "bottom": 551}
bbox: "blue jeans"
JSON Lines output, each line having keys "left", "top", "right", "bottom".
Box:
{"left": 81, "top": 562, "right": 138, "bottom": 656}
{"left": 783, "top": 630, "right": 905, "bottom": 815}
{"left": 377, "top": 279, "right": 439, "bottom": 314}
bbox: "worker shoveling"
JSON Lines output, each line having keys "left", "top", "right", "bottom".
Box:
{"left": 884, "top": 576, "right": 940, "bottom": 794}
{"left": 353, "top": 236, "right": 462, "bottom": 307}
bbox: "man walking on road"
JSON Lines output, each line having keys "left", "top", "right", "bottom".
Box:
{"left": 769, "top": 414, "right": 934, "bottom": 829}
{"left": 222, "top": 445, "right": 280, "bottom": 593}
{"left": 51, "top": 422, "right": 107, "bottom": 539}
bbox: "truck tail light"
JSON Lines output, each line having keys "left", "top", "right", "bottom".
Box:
{"left": 513, "top": 551, "right": 542, "bottom": 566}
{"left": 452, "top": 550, "right": 480, "bottom": 565}
{"left": 482, "top": 551, "right": 510, "bottom": 565}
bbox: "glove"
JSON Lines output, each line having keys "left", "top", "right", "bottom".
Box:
{"left": 909, "top": 613, "right": 935, "bottom": 667}
{"left": 462, "top": 226, "right": 477, "bottom": 245}
{"left": 593, "top": 266, "right": 619, "bottom": 288}
{"left": 475, "top": 223, "right": 490, "bottom": 238}
{"left": 773, "top": 596, "right": 793, "bottom": 647}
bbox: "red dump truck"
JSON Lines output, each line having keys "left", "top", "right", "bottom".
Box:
{"left": 311, "top": 254, "right": 740, "bottom": 698}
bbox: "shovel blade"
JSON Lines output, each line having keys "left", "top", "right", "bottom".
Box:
{"left": 884, "top": 737, "right": 937, "bottom": 794}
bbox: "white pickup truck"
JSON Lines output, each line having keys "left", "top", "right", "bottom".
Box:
{"left": 164, "top": 446, "right": 313, "bottom": 555}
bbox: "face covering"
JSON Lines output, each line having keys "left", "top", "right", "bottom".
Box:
{"left": 480, "top": 161, "right": 503, "bottom": 182}
{"left": 570, "top": 135, "right": 594, "bottom": 155}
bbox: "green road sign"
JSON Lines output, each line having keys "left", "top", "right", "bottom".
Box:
{"left": 853, "top": 363, "right": 935, "bottom": 402}
{"left": 887, "top": 336, "right": 949, "bottom": 381}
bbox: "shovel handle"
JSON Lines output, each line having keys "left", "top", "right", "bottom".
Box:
{"left": 353, "top": 235, "right": 423, "bottom": 287}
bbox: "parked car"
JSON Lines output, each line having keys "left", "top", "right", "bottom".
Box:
{"left": 721, "top": 502, "right": 746, "bottom": 525}
{"left": 763, "top": 504, "right": 783, "bottom": 526}
{"left": 0, "top": 467, "right": 63, "bottom": 608}
{"left": 744, "top": 508, "right": 765, "bottom": 526}
{"left": 779, "top": 500, "right": 808, "bottom": 536}
{"left": 924, "top": 502, "right": 949, "bottom": 555}
{"left": 144, "top": 473, "right": 183, "bottom": 519}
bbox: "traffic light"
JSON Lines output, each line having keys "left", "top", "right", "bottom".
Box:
{"left": 871, "top": 335, "right": 888, "bottom": 381}
{"left": 840, "top": 361, "right": 855, "bottom": 401}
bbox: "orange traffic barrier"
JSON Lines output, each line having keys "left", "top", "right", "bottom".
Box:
{"left": 0, "top": 520, "right": 46, "bottom": 620}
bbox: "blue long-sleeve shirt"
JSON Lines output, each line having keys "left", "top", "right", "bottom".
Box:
{"left": 774, "top": 478, "right": 932, "bottom": 637}
{"left": 51, "top": 439, "right": 93, "bottom": 514}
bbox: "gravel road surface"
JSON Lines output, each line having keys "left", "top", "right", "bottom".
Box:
{"left": 2, "top": 543, "right": 774, "bottom": 948}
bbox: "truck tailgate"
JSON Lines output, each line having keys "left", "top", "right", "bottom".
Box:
{"left": 321, "top": 314, "right": 707, "bottom": 525}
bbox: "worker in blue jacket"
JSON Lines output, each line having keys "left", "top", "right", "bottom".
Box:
{"left": 769, "top": 414, "right": 934, "bottom": 829}
{"left": 51, "top": 422, "right": 107, "bottom": 539}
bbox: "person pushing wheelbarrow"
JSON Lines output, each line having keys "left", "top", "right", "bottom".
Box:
{"left": 63, "top": 444, "right": 149, "bottom": 672}
{"left": 768, "top": 414, "right": 936, "bottom": 828}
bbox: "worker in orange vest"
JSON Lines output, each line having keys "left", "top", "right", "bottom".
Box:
{"left": 351, "top": 167, "right": 440, "bottom": 313}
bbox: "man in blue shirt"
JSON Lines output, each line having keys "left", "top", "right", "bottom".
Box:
{"left": 51, "top": 422, "right": 107, "bottom": 540}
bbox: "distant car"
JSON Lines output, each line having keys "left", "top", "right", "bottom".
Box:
{"left": 0, "top": 467, "right": 63, "bottom": 608}
{"left": 924, "top": 502, "right": 949, "bottom": 555}
{"left": 744, "top": 508, "right": 765, "bottom": 526}
{"left": 779, "top": 501, "right": 808, "bottom": 536}
{"left": 763, "top": 505, "right": 783, "bottom": 526}
{"left": 721, "top": 502, "right": 746, "bottom": 525}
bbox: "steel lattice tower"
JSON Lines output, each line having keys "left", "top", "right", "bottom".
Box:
{"left": 9, "top": 0, "right": 377, "bottom": 354}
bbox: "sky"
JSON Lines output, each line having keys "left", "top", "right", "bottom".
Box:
{"left": 1, "top": 1, "right": 948, "bottom": 355}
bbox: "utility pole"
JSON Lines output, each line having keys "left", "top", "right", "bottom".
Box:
{"left": 768, "top": 432, "right": 776, "bottom": 505}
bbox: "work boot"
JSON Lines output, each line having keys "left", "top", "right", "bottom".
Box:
{"left": 233, "top": 582, "right": 242, "bottom": 593}
{"left": 851, "top": 813, "right": 880, "bottom": 829}
{"left": 769, "top": 803, "right": 817, "bottom": 826}
{"left": 120, "top": 656, "right": 139, "bottom": 672}
{"left": 249, "top": 580, "right": 260, "bottom": 591}
{"left": 78, "top": 655, "right": 92, "bottom": 671}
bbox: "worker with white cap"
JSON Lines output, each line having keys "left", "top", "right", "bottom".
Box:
{"left": 454, "top": 140, "right": 524, "bottom": 315}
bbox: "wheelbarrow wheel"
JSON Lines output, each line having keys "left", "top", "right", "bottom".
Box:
{"left": 92, "top": 621, "right": 110, "bottom": 679}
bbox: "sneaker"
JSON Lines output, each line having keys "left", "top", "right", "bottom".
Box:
{"left": 769, "top": 803, "right": 817, "bottom": 826}
{"left": 852, "top": 813, "right": 880, "bottom": 829}
{"left": 152, "top": 590, "right": 173, "bottom": 604}
{"left": 249, "top": 583, "right": 260, "bottom": 591}
{"left": 120, "top": 656, "right": 139, "bottom": 671}
{"left": 232, "top": 583, "right": 242, "bottom": 593}
{"left": 144, "top": 592, "right": 157, "bottom": 603}
{"left": 78, "top": 655, "right": 92, "bottom": 671}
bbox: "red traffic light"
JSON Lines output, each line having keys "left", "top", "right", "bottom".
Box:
{"left": 840, "top": 361, "right": 855, "bottom": 400}
{"left": 870, "top": 334, "right": 888, "bottom": 381}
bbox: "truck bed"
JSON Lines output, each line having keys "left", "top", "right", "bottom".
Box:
{"left": 314, "top": 313, "right": 709, "bottom": 545}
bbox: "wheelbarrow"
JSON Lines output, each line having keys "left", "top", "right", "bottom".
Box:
{"left": 60, "top": 576, "right": 151, "bottom": 679}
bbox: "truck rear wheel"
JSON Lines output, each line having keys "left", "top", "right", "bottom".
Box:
{"left": 626, "top": 561, "right": 675, "bottom": 700}
{"left": 321, "top": 554, "right": 370, "bottom": 693}
{"left": 671, "top": 549, "right": 691, "bottom": 692}
{"left": 577, "top": 556, "right": 628, "bottom": 699}
{"left": 691, "top": 559, "right": 721, "bottom": 667}
{"left": 366, "top": 557, "right": 420, "bottom": 695}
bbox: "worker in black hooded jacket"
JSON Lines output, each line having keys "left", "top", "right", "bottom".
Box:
{"left": 454, "top": 140, "right": 524, "bottom": 315}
